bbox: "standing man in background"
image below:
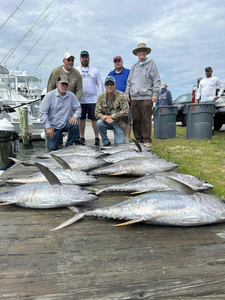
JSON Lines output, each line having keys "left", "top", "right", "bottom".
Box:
{"left": 196, "top": 66, "right": 224, "bottom": 134}
{"left": 156, "top": 83, "right": 173, "bottom": 106}
{"left": 47, "top": 53, "right": 83, "bottom": 145}
{"left": 76, "top": 51, "right": 104, "bottom": 146}
{"left": 108, "top": 55, "right": 131, "bottom": 141}
{"left": 125, "top": 43, "right": 161, "bottom": 147}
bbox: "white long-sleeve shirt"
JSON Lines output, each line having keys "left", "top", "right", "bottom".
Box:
{"left": 76, "top": 66, "right": 104, "bottom": 104}
{"left": 197, "top": 76, "right": 224, "bottom": 102}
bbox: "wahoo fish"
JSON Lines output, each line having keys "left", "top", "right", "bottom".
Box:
{"left": 96, "top": 172, "right": 213, "bottom": 194}
{"left": 0, "top": 163, "right": 98, "bottom": 208}
{"left": 52, "top": 178, "right": 225, "bottom": 231}
{"left": 90, "top": 158, "right": 178, "bottom": 176}
{"left": 103, "top": 150, "right": 159, "bottom": 164}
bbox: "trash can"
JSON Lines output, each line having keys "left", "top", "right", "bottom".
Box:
{"left": 183, "top": 103, "right": 215, "bottom": 139}
{"left": 154, "top": 106, "right": 178, "bottom": 139}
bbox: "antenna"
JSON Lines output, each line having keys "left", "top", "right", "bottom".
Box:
{"left": 0, "top": 0, "right": 25, "bottom": 30}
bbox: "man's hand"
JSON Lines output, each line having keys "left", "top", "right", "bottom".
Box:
{"left": 127, "top": 96, "right": 130, "bottom": 102}
{"left": 46, "top": 128, "right": 55, "bottom": 139}
{"left": 215, "top": 96, "right": 219, "bottom": 100}
{"left": 69, "top": 117, "right": 78, "bottom": 125}
{"left": 101, "top": 115, "right": 108, "bottom": 121}
{"left": 195, "top": 98, "right": 199, "bottom": 103}
{"left": 152, "top": 96, "right": 157, "bottom": 102}
{"left": 102, "top": 115, "right": 114, "bottom": 124}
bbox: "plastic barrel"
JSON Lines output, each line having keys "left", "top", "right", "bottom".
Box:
{"left": 154, "top": 106, "right": 178, "bottom": 139}
{"left": 183, "top": 103, "right": 215, "bottom": 139}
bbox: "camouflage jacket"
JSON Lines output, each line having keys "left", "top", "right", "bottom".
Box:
{"left": 95, "top": 90, "right": 129, "bottom": 134}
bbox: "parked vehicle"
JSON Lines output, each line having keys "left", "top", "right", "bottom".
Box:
{"left": 173, "top": 90, "right": 225, "bottom": 130}
{"left": 173, "top": 93, "right": 192, "bottom": 126}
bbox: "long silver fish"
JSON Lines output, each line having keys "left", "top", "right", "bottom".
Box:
{"left": 96, "top": 172, "right": 213, "bottom": 194}
{"left": 101, "top": 144, "right": 151, "bottom": 155}
{"left": 0, "top": 163, "right": 98, "bottom": 208}
{"left": 0, "top": 169, "right": 98, "bottom": 185}
{"left": 103, "top": 150, "right": 159, "bottom": 164}
{"left": 51, "top": 179, "right": 225, "bottom": 230}
{"left": 9, "top": 155, "right": 106, "bottom": 171}
{"left": 90, "top": 158, "right": 178, "bottom": 176}
{"left": 35, "top": 146, "right": 104, "bottom": 159}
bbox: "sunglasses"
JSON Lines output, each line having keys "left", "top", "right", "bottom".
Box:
{"left": 105, "top": 82, "right": 114, "bottom": 86}
{"left": 67, "top": 58, "right": 74, "bottom": 62}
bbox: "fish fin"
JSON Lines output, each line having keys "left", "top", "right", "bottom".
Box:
{"left": 130, "top": 190, "right": 146, "bottom": 195}
{"left": 95, "top": 189, "right": 104, "bottom": 195}
{"left": 0, "top": 202, "right": 14, "bottom": 206}
{"left": 51, "top": 211, "right": 85, "bottom": 231}
{"left": 68, "top": 206, "right": 80, "bottom": 213}
{"left": 8, "top": 157, "right": 23, "bottom": 169}
{"left": 155, "top": 174, "right": 196, "bottom": 195}
{"left": 131, "top": 139, "right": 142, "bottom": 152}
{"left": 50, "top": 154, "right": 72, "bottom": 170}
{"left": 114, "top": 219, "right": 142, "bottom": 226}
{"left": 35, "top": 163, "right": 62, "bottom": 186}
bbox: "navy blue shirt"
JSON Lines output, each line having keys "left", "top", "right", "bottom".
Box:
{"left": 108, "top": 67, "right": 130, "bottom": 92}
{"left": 156, "top": 88, "right": 173, "bottom": 106}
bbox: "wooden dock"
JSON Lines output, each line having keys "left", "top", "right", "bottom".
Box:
{"left": 1, "top": 161, "right": 225, "bottom": 300}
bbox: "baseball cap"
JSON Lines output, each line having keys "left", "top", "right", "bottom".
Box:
{"left": 161, "top": 83, "right": 168, "bottom": 88}
{"left": 205, "top": 66, "right": 213, "bottom": 71}
{"left": 63, "top": 52, "right": 75, "bottom": 59}
{"left": 105, "top": 76, "right": 115, "bottom": 84}
{"left": 57, "top": 75, "right": 70, "bottom": 84}
{"left": 113, "top": 55, "right": 122, "bottom": 62}
{"left": 80, "top": 51, "right": 89, "bottom": 57}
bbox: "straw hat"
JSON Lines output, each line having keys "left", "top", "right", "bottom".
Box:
{"left": 132, "top": 43, "right": 151, "bottom": 56}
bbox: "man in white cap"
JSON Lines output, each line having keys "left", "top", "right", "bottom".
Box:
{"left": 40, "top": 75, "right": 81, "bottom": 151}
{"left": 125, "top": 43, "right": 161, "bottom": 147}
{"left": 156, "top": 83, "right": 173, "bottom": 106}
{"left": 47, "top": 53, "right": 83, "bottom": 144}
{"left": 76, "top": 50, "right": 104, "bottom": 146}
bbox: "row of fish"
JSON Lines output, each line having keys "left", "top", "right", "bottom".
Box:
{"left": 0, "top": 140, "right": 223, "bottom": 231}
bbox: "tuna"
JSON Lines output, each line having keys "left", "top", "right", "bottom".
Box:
{"left": 90, "top": 158, "right": 178, "bottom": 176}
{"left": 103, "top": 150, "right": 159, "bottom": 164}
{"left": 51, "top": 178, "right": 225, "bottom": 230}
{"left": 96, "top": 172, "right": 213, "bottom": 194}
{"left": 0, "top": 163, "right": 98, "bottom": 208}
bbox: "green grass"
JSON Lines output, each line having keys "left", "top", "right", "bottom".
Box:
{"left": 131, "top": 126, "right": 225, "bottom": 199}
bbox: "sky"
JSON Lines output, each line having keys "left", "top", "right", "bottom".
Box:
{"left": 0, "top": 0, "right": 225, "bottom": 99}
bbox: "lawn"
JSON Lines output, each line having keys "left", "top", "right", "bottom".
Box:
{"left": 133, "top": 125, "right": 225, "bottom": 199}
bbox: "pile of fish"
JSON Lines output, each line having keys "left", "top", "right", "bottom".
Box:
{"left": 1, "top": 139, "right": 224, "bottom": 231}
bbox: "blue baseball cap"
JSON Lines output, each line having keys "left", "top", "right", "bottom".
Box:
{"left": 104, "top": 76, "right": 115, "bottom": 84}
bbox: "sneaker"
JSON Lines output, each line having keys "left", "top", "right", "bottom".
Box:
{"left": 74, "top": 140, "right": 80, "bottom": 145}
{"left": 80, "top": 138, "right": 86, "bottom": 145}
{"left": 143, "top": 142, "right": 152, "bottom": 148}
{"left": 125, "top": 139, "right": 130, "bottom": 143}
{"left": 103, "top": 142, "right": 111, "bottom": 147}
{"left": 94, "top": 137, "right": 100, "bottom": 146}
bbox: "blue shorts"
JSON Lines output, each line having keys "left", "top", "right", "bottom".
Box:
{"left": 80, "top": 103, "right": 96, "bottom": 120}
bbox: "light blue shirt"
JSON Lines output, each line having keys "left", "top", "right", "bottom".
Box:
{"left": 40, "top": 88, "right": 81, "bottom": 130}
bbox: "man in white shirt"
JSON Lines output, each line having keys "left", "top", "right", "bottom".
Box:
{"left": 196, "top": 66, "right": 224, "bottom": 133}
{"left": 76, "top": 51, "right": 104, "bottom": 146}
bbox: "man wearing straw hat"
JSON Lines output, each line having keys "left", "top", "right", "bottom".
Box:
{"left": 125, "top": 43, "right": 161, "bottom": 147}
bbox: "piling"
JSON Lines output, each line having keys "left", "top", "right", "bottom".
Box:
{"left": 0, "top": 118, "right": 15, "bottom": 169}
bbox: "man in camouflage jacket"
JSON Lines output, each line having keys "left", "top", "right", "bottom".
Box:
{"left": 95, "top": 76, "right": 129, "bottom": 146}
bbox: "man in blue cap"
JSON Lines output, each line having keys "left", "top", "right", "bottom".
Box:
{"left": 95, "top": 76, "right": 129, "bottom": 146}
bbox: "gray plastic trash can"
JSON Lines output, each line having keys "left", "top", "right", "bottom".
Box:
{"left": 183, "top": 103, "right": 215, "bottom": 139}
{"left": 154, "top": 106, "right": 178, "bottom": 139}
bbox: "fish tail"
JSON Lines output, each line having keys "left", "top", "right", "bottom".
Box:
{"left": 8, "top": 157, "right": 23, "bottom": 169}
{"left": 51, "top": 209, "right": 86, "bottom": 231}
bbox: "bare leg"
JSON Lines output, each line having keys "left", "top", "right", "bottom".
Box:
{"left": 79, "top": 119, "right": 86, "bottom": 138}
{"left": 92, "top": 120, "right": 99, "bottom": 138}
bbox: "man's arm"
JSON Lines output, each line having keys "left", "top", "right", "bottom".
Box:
{"left": 96, "top": 71, "right": 104, "bottom": 95}
{"left": 150, "top": 62, "right": 161, "bottom": 102}
{"left": 167, "top": 91, "right": 173, "bottom": 105}
{"left": 74, "top": 72, "right": 83, "bottom": 101}
{"left": 39, "top": 93, "right": 51, "bottom": 129}
{"left": 216, "top": 78, "right": 224, "bottom": 99}
{"left": 111, "top": 94, "right": 129, "bottom": 120}
{"left": 196, "top": 82, "right": 202, "bottom": 103}
{"left": 95, "top": 94, "right": 104, "bottom": 120}
{"left": 47, "top": 71, "right": 58, "bottom": 92}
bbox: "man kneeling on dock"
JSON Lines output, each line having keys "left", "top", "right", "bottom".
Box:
{"left": 40, "top": 75, "right": 81, "bottom": 151}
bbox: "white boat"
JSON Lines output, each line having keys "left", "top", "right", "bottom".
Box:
{"left": 0, "top": 65, "right": 45, "bottom": 140}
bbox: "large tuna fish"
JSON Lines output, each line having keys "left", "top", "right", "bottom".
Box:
{"left": 103, "top": 150, "right": 158, "bottom": 164}
{"left": 9, "top": 154, "right": 106, "bottom": 171}
{"left": 51, "top": 178, "right": 225, "bottom": 231}
{"left": 90, "top": 158, "right": 178, "bottom": 176}
{"left": 100, "top": 142, "right": 151, "bottom": 155}
{"left": 96, "top": 172, "right": 213, "bottom": 194}
{"left": 0, "top": 163, "right": 98, "bottom": 208}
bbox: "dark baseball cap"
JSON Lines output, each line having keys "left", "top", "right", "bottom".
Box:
{"left": 80, "top": 51, "right": 89, "bottom": 57}
{"left": 205, "top": 66, "right": 213, "bottom": 71}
